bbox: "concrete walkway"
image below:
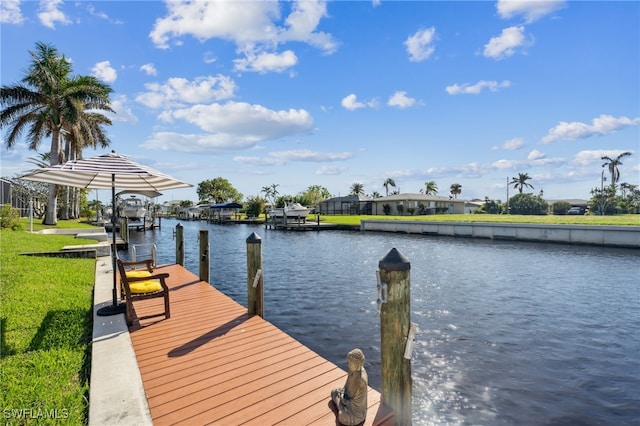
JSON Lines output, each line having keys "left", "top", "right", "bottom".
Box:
{"left": 89, "top": 255, "right": 152, "bottom": 426}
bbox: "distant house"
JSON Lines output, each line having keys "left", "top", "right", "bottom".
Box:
{"left": 318, "top": 195, "right": 374, "bottom": 215}
{"left": 157, "top": 200, "right": 182, "bottom": 216}
{"left": 465, "top": 199, "right": 485, "bottom": 214}
{"left": 177, "top": 205, "right": 203, "bottom": 221}
{"left": 547, "top": 199, "right": 589, "bottom": 208}
{"left": 319, "top": 193, "right": 466, "bottom": 216}
{"left": 371, "top": 193, "right": 465, "bottom": 215}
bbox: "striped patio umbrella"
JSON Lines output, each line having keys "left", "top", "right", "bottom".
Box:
{"left": 21, "top": 151, "right": 192, "bottom": 316}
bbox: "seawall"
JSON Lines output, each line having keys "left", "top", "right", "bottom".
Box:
{"left": 360, "top": 220, "right": 640, "bottom": 248}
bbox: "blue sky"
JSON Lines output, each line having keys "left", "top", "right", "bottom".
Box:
{"left": 1, "top": 0, "right": 639, "bottom": 204}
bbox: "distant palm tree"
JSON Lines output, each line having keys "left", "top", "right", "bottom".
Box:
{"left": 261, "top": 183, "right": 279, "bottom": 206}
{"left": 422, "top": 180, "right": 438, "bottom": 195}
{"left": 601, "top": 152, "right": 632, "bottom": 193}
{"left": 449, "top": 183, "right": 462, "bottom": 199}
{"left": 1, "top": 42, "right": 113, "bottom": 224}
{"left": 350, "top": 182, "right": 364, "bottom": 196}
{"left": 510, "top": 173, "right": 534, "bottom": 194}
{"left": 383, "top": 178, "right": 396, "bottom": 196}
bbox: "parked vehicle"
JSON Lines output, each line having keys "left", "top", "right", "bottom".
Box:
{"left": 567, "top": 206, "right": 585, "bottom": 215}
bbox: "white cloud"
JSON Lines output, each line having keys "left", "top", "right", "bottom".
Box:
{"left": 387, "top": 91, "right": 417, "bottom": 109}
{"left": 446, "top": 80, "right": 511, "bottom": 95}
{"left": 493, "top": 137, "right": 525, "bottom": 150}
{"left": 280, "top": 0, "right": 338, "bottom": 53}
{"left": 38, "top": 0, "right": 71, "bottom": 29}
{"left": 341, "top": 93, "right": 377, "bottom": 111}
{"left": 542, "top": 114, "right": 640, "bottom": 144}
{"left": 404, "top": 27, "right": 436, "bottom": 62}
{"left": 92, "top": 61, "right": 117, "bottom": 83}
{"left": 492, "top": 159, "right": 521, "bottom": 169}
{"left": 1, "top": 0, "right": 23, "bottom": 24}
{"left": 86, "top": 5, "right": 109, "bottom": 21}
{"left": 341, "top": 94, "right": 364, "bottom": 111}
{"left": 140, "top": 63, "right": 157, "bottom": 76}
{"left": 496, "top": 0, "right": 566, "bottom": 23}
{"left": 483, "top": 26, "right": 530, "bottom": 59}
{"left": 149, "top": 0, "right": 337, "bottom": 73}
{"left": 234, "top": 149, "right": 352, "bottom": 166}
{"left": 165, "top": 101, "right": 313, "bottom": 141}
{"left": 203, "top": 52, "right": 217, "bottom": 64}
{"left": 316, "top": 164, "right": 348, "bottom": 175}
{"left": 528, "top": 149, "right": 545, "bottom": 160}
{"left": 149, "top": 1, "right": 280, "bottom": 48}
{"left": 141, "top": 132, "right": 246, "bottom": 153}
{"left": 234, "top": 49, "right": 298, "bottom": 73}
{"left": 107, "top": 95, "right": 138, "bottom": 124}
{"left": 572, "top": 149, "right": 636, "bottom": 167}
{"left": 136, "top": 75, "right": 237, "bottom": 108}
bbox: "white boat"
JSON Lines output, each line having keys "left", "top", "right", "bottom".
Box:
{"left": 119, "top": 196, "right": 146, "bottom": 221}
{"left": 268, "top": 202, "right": 311, "bottom": 220}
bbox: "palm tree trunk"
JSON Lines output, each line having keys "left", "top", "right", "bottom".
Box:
{"left": 43, "top": 128, "right": 62, "bottom": 225}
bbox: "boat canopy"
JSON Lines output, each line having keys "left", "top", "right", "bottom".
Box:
{"left": 116, "top": 190, "right": 163, "bottom": 199}
{"left": 210, "top": 202, "right": 242, "bottom": 209}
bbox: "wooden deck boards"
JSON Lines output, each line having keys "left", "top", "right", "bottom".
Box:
{"left": 127, "top": 264, "right": 394, "bottom": 425}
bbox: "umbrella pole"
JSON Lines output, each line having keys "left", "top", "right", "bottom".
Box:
{"left": 97, "top": 175, "right": 125, "bottom": 316}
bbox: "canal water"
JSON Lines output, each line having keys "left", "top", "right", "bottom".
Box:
{"left": 121, "top": 218, "right": 640, "bottom": 426}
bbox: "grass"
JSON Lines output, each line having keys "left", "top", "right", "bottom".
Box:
{"left": 1, "top": 220, "right": 97, "bottom": 425}
{"left": 320, "top": 214, "right": 640, "bottom": 227}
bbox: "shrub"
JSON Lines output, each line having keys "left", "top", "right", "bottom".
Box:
{"left": 552, "top": 201, "right": 572, "bottom": 215}
{"left": 509, "top": 193, "right": 548, "bottom": 215}
{"left": 383, "top": 204, "right": 391, "bottom": 215}
{"left": 245, "top": 197, "right": 264, "bottom": 218}
{"left": 0, "top": 204, "right": 21, "bottom": 230}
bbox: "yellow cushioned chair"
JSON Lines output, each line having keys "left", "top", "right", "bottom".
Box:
{"left": 116, "top": 258, "right": 170, "bottom": 326}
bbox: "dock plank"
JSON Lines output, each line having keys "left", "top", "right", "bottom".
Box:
{"left": 127, "top": 263, "right": 393, "bottom": 425}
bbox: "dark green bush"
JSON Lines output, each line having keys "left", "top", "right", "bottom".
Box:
{"left": 552, "top": 201, "right": 572, "bottom": 215}
{"left": 509, "top": 193, "right": 549, "bottom": 215}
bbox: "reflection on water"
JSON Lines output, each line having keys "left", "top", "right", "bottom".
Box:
{"left": 123, "top": 219, "right": 640, "bottom": 425}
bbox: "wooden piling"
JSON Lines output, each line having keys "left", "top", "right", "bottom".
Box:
{"left": 120, "top": 217, "right": 129, "bottom": 244}
{"left": 378, "top": 247, "right": 412, "bottom": 426}
{"left": 246, "top": 232, "right": 264, "bottom": 318}
{"left": 175, "top": 223, "right": 184, "bottom": 266}
{"left": 199, "top": 229, "right": 210, "bottom": 283}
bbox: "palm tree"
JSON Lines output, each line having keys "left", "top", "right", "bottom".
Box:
{"left": 56, "top": 111, "right": 113, "bottom": 219}
{"left": 510, "top": 173, "right": 534, "bottom": 194}
{"left": 350, "top": 182, "right": 364, "bottom": 196}
{"left": 383, "top": 178, "right": 396, "bottom": 196}
{"left": 421, "top": 180, "right": 438, "bottom": 196}
{"left": 1, "top": 42, "right": 113, "bottom": 224}
{"left": 261, "top": 184, "right": 279, "bottom": 206}
{"left": 450, "top": 183, "right": 462, "bottom": 199}
{"left": 601, "top": 152, "right": 632, "bottom": 193}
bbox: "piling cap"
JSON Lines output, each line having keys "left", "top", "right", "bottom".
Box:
{"left": 246, "top": 232, "right": 262, "bottom": 243}
{"left": 378, "top": 247, "right": 410, "bottom": 271}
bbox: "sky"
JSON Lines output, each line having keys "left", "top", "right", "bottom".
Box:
{"left": 1, "top": 0, "right": 639, "bottom": 205}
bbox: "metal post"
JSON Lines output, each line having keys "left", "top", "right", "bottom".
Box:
{"left": 246, "top": 232, "right": 264, "bottom": 318}
{"left": 199, "top": 229, "right": 210, "bottom": 282}
{"left": 378, "top": 247, "right": 413, "bottom": 425}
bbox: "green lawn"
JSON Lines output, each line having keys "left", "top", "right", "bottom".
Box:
{"left": 1, "top": 220, "right": 97, "bottom": 425}
{"left": 320, "top": 214, "right": 640, "bottom": 226}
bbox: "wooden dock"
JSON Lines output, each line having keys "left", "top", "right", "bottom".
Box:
{"left": 127, "top": 263, "right": 394, "bottom": 425}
